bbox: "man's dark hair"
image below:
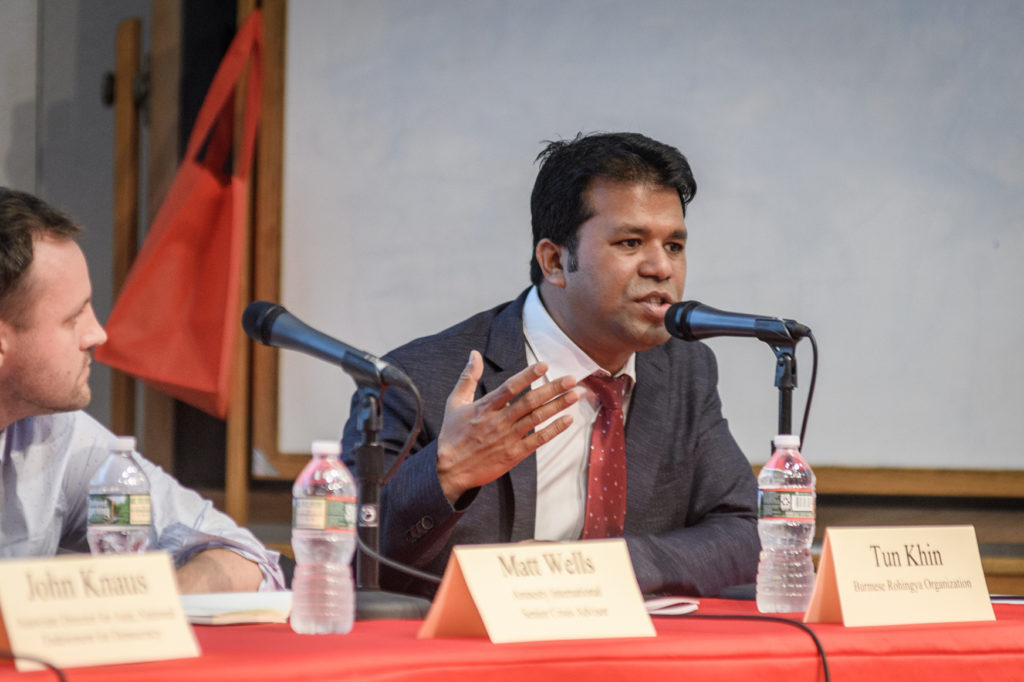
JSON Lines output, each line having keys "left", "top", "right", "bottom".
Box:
{"left": 0, "top": 187, "right": 82, "bottom": 326}
{"left": 529, "top": 132, "right": 697, "bottom": 285}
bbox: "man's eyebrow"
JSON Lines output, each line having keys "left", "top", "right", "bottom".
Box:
{"left": 65, "top": 297, "right": 91, "bottom": 321}
{"left": 617, "top": 225, "right": 687, "bottom": 241}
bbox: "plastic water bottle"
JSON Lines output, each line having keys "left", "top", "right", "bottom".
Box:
{"left": 87, "top": 436, "right": 153, "bottom": 554}
{"left": 290, "top": 439, "right": 358, "bottom": 634}
{"left": 756, "top": 433, "right": 816, "bottom": 613}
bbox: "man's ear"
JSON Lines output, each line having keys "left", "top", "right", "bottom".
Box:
{"left": 0, "top": 321, "right": 9, "bottom": 367}
{"left": 535, "top": 239, "right": 567, "bottom": 288}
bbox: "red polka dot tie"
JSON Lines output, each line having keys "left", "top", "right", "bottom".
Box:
{"left": 581, "top": 373, "right": 630, "bottom": 539}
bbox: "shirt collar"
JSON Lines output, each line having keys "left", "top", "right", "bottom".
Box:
{"left": 522, "top": 286, "right": 637, "bottom": 385}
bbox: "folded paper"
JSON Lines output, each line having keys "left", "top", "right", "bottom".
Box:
{"left": 419, "top": 539, "right": 655, "bottom": 643}
{"left": 0, "top": 552, "right": 200, "bottom": 671}
{"left": 805, "top": 525, "right": 994, "bottom": 627}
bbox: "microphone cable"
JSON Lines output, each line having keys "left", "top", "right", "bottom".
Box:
{"left": 356, "top": 348, "right": 827, "bottom": 608}
{"left": 361, "top": 375, "right": 442, "bottom": 584}
{"left": 676, "top": 613, "right": 830, "bottom": 681}
{"left": 356, "top": 533, "right": 442, "bottom": 585}
{"left": 380, "top": 378, "right": 423, "bottom": 485}
{"left": 798, "top": 330, "right": 818, "bottom": 449}
{"left": 358, "top": 372, "right": 830, "bottom": 681}
{"left": 0, "top": 650, "right": 67, "bottom": 681}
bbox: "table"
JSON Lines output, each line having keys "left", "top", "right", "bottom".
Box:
{"left": 3, "top": 598, "right": 1023, "bottom": 681}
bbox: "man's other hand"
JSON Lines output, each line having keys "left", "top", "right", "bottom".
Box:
{"left": 436, "top": 350, "right": 578, "bottom": 504}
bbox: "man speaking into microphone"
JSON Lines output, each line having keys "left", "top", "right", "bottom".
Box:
{"left": 341, "top": 132, "right": 759, "bottom": 598}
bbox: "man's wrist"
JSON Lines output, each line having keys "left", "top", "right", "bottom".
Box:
{"left": 175, "top": 548, "right": 262, "bottom": 594}
{"left": 436, "top": 443, "right": 465, "bottom": 504}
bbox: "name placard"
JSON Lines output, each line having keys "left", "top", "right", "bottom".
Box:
{"left": 0, "top": 552, "right": 200, "bottom": 671}
{"left": 804, "top": 525, "right": 995, "bottom": 627}
{"left": 418, "top": 539, "right": 655, "bottom": 643}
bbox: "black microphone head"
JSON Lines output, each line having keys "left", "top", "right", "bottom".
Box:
{"left": 665, "top": 300, "right": 703, "bottom": 341}
{"left": 242, "top": 301, "right": 287, "bottom": 346}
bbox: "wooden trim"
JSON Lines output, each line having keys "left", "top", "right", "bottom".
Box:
{"left": 223, "top": 0, "right": 263, "bottom": 524}
{"left": 754, "top": 465, "right": 1024, "bottom": 498}
{"left": 983, "top": 557, "right": 1024, "bottom": 576}
{"left": 250, "top": 0, "right": 306, "bottom": 481}
{"left": 147, "top": 1, "right": 181, "bottom": 211}
{"left": 983, "top": 557, "right": 1024, "bottom": 595}
{"left": 141, "top": 0, "right": 182, "bottom": 474}
{"left": 110, "top": 18, "right": 141, "bottom": 438}
{"left": 814, "top": 466, "right": 1024, "bottom": 498}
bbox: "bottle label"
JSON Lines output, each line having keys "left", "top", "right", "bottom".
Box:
{"left": 293, "top": 496, "right": 357, "bottom": 532}
{"left": 758, "top": 488, "right": 815, "bottom": 521}
{"left": 88, "top": 494, "right": 151, "bottom": 526}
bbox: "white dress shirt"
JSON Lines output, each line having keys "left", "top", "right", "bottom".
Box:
{"left": 522, "top": 286, "right": 635, "bottom": 541}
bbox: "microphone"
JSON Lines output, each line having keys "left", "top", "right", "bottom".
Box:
{"left": 242, "top": 301, "right": 411, "bottom": 388}
{"left": 665, "top": 301, "right": 811, "bottom": 345}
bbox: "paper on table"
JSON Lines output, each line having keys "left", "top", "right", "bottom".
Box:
{"left": 644, "top": 596, "right": 699, "bottom": 616}
{"left": 180, "top": 591, "right": 292, "bottom": 625}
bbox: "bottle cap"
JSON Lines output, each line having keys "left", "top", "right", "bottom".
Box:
{"left": 773, "top": 434, "right": 801, "bottom": 450}
{"left": 113, "top": 435, "right": 137, "bottom": 451}
{"left": 311, "top": 439, "right": 342, "bottom": 456}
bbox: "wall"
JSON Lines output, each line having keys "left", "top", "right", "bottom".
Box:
{"left": 0, "top": 0, "right": 37, "bottom": 191}
{"left": 279, "top": 1, "right": 1024, "bottom": 469}
{"left": 0, "top": 0, "right": 153, "bottom": 429}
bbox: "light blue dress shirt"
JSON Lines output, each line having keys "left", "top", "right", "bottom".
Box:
{"left": 0, "top": 410, "right": 284, "bottom": 590}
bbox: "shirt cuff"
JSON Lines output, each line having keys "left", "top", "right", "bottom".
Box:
{"left": 158, "top": 524, "right": 287, "bottom": 591}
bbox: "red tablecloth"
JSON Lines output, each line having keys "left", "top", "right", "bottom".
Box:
{"left": 4, "top": 599, "right": 1023, "bottom": 681}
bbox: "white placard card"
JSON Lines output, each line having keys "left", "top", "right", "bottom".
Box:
{"left": 419, "top": 539, "right": 655, "bottom": 643}
{"left": 0, "top": 552, "right": 199, "bottom": 671}
{"left": 804, "top": 525, "right": 994, "bottom": 627}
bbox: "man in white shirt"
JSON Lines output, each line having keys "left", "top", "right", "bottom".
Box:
{"left": 342, "top": 132, "right": 759, "bottom": 598}
{"left": 0, "top": 187, "right": 283, "bottom": 592}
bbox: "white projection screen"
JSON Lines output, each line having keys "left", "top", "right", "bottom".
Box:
{"left": 276, "top": 1, "right": 1024, "bottom": 473}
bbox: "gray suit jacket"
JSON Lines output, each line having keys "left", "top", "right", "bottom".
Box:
{"left": 342, "top": 290, "right": 760, "bottom": 597}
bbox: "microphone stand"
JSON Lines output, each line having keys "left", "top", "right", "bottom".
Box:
{"left": 351, "top": 385, "right": 431, "bottom": 619}
{"left": 772, "top": 344, "right": 797, "bottom": 436}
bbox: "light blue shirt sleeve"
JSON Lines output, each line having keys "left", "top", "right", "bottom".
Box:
{"left": 0, "top": 411, "right": 285, "bottom": 590}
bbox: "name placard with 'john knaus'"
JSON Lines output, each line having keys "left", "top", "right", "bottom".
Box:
{"left": 0, "top": 552, "right": 199, "bottom": 671}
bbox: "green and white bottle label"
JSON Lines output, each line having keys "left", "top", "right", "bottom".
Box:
{"left": 293, "top": 496, "right": 357, "bottom": 533}
{"left": 88, "top": 493, "right": 152, "bottom": 525}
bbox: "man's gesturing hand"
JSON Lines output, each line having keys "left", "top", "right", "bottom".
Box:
{"left": 436, "top": 350, "right": 578, "bottom": 505}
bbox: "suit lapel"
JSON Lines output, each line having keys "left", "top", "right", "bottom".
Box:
{"left": 623, "top": 346, "right": 669, "bottom": 532}
{"left": 478, "top": 291, "right": 528, "bottom": 396}
{"left": 480, "top": 291, "right": 536, "bottom": 541}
